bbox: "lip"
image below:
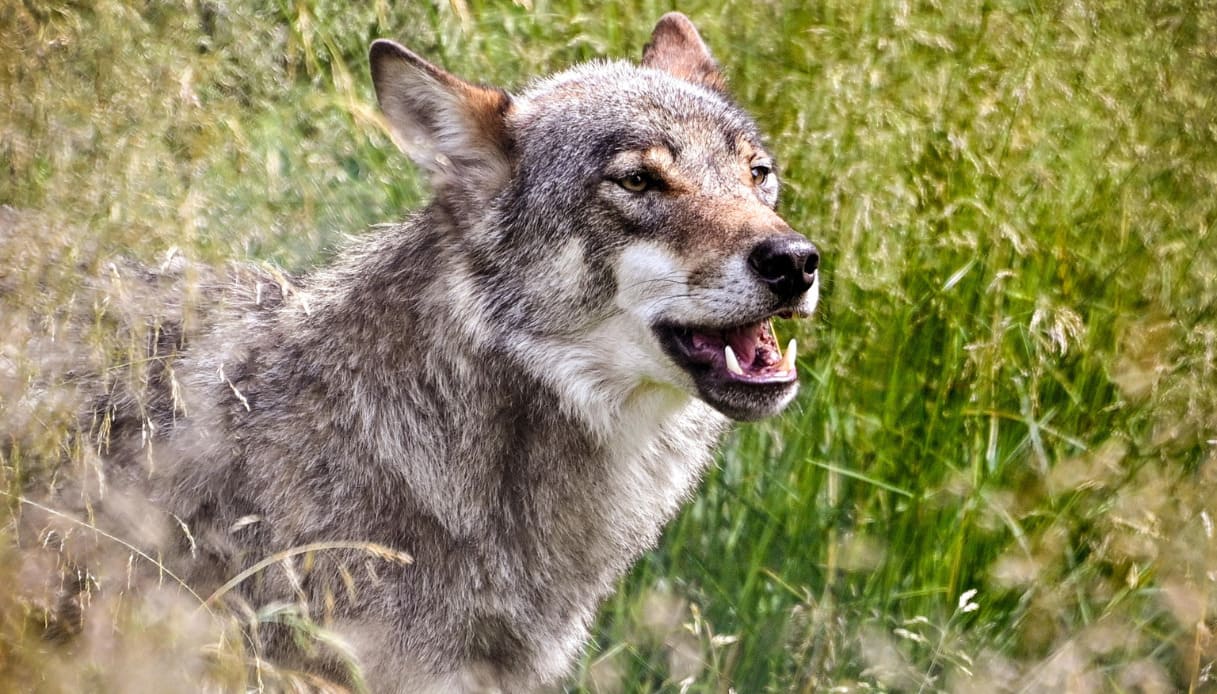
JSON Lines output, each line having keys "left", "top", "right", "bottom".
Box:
{"left": 654, "top": 313, "right": 802, "bottom": 420}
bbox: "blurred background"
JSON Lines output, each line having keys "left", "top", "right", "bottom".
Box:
{"left": 2, "top": 1, "right": 1215, "bottom": 691}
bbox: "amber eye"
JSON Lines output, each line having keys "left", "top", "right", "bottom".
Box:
{"left": 750, "top": 165, "right": 772, "bottom": 186}
{"left": 619, "top": 172, "right": 651, "bottom": 193}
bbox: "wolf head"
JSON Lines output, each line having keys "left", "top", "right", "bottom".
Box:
{"left": 370, "top": 13, "right": 819, "bottom": 425}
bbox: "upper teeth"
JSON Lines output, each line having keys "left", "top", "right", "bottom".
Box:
{"left": 724, "top": 345, "right": 744, "bottom": 376}
{"left": 781, "top": 339, "right": 797, "bottom": 373}
{"left": 725, "top": 339, "right": 797, "bottom": 377}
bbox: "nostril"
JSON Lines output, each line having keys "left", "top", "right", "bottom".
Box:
{"left": 747, "top": 244, "right": 782, "bottom": 282}
{"left": 746, "top": 241, "right": 764, "bottom": 267}
{"left": 803, "top": 248, "right": 820, "bottom": 275}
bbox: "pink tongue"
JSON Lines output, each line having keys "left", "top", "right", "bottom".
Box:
{"left": 726, "top": 325, "right": 760, "bottom": 365}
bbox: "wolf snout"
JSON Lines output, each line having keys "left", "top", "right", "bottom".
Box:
{"left": 747, "top": 234, "right": 820, "bottom": 301}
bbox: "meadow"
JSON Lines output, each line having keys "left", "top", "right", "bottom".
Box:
{"left": 1, "top": 0, "right": 1215, "bottom": 691}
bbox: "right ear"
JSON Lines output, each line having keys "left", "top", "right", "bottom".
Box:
{"left": 641, "top": 13, "right": 727, "bottom": 94}
{"left": 369, "top": 40, "right": 513, "bottom": 198}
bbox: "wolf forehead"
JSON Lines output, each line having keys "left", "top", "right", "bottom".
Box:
{"left": 512, "top": 61, "right": 767, "bottom": 167}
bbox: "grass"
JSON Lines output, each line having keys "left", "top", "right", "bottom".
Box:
{"left": 2, "top": 0, "right": 1216, "bottom": 691}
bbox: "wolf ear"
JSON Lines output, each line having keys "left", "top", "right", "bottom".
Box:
{"left": 370, "top": 40, "right": 513, "bottom": 197}
{"left": 641, "top": 13, "right": 727, "bottom": 93}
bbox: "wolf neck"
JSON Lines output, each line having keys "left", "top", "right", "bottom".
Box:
{"left": 297, "top": 216, "right": 728, "bottom": 559}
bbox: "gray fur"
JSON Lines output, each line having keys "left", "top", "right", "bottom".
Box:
{"left": 91, "top": 13, "right": 818, "bottom": 692}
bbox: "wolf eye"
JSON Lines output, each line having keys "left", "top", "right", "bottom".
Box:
{"left": 750, "top": 165, "right": 772, "bottom": 186}
{"left": 618, "top": 172, "right": 651, "bottom": 193}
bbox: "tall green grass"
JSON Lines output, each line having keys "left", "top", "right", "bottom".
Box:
{"left": 2, "top": 1, "right": 1214, "bottom": 691}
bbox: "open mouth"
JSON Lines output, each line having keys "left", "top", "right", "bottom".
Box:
{"left": 654, "top": 315, "right": 800, "bottom": 420}
{"left": 656, "top": 316, "right": 798, "bottom": 386}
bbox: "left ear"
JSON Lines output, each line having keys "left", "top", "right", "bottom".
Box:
{"left": 641, "top": 13, "right": 727, "bottom": 93}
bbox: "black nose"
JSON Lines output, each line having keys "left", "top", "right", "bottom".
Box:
{"left": 747, "top": 234, "right": 819, "bottom": 301}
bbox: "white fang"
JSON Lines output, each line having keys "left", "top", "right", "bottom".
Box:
{"left": 724, "top": 345, "right": 744, "bottom": 375}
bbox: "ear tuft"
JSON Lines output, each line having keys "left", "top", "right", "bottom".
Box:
{"left": 369, "top": 39, "right": 513, "bottom": 200}
{"left": 641, "top": 13, "right": 727, "bottom": 93}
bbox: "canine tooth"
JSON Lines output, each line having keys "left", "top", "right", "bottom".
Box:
{"left": 724, "top": 345, "right": 744, "bottom": 376}
{"left": 781, "top": 339, "right": 797, "bottom": 372}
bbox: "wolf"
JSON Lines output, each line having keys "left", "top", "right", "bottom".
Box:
{"left": 82, "top": 11, "right": 819, "bottom": 693}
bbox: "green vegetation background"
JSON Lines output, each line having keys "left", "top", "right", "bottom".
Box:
{"left": 2, "top": 0, "right": 1215, "bottom": 691}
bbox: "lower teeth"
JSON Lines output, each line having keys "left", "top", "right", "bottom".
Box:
{"left": 724, "top": 345, "right": 744, "bottom": 376}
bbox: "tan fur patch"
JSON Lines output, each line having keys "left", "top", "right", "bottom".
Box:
{"left": 642, "top": 147, "right": 696, "bottom": 195}
{"left": 736, "top": 137, "right": 761, "bottom": 184}
{"left": 461, "top": 84, "right": 514, "bottom": 155}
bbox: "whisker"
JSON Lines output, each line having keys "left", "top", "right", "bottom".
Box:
{"left": 619, "top": 275, "right": 689, "bottom": 291}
